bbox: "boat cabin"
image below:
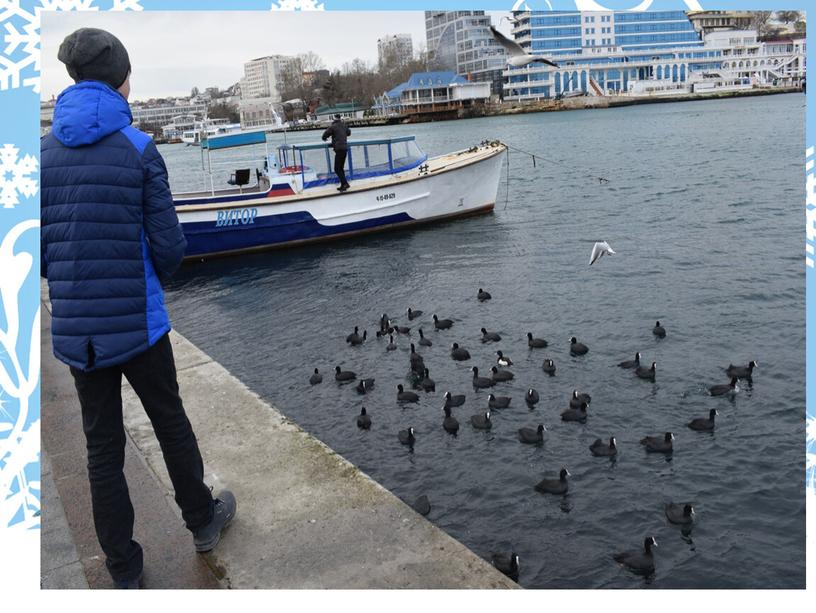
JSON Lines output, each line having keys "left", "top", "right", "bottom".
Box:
{"left": 173, "top": 133, "right": 427, "bottom": 204}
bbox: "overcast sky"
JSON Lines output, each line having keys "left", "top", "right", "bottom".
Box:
{"left": 42, "top": 11, "right": 512, "bottom": 101}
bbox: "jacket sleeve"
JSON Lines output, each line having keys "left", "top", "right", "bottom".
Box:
{"left": 142, "top": 141, "right": 187, "bottom": 280}
{"left": 346, "top": 126, "right": 351, "bottom": 136}
{"left": 321, "top": 127, "right": 331, "bottom": 141}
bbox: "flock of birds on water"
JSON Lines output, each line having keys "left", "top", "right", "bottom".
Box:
{"left": 306, "top": 279, "right": 760, "bottom": 584}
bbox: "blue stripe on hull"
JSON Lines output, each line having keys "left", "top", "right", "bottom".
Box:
{"left": 182, "top": 210, "right": 414, "bottom": 256}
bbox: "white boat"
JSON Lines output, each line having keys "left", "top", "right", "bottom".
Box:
{"left": 180, "top": 118, "right": 242, "bottom": 145}
{"left": 173, "top": 132, "right": 506, "bottom": 258}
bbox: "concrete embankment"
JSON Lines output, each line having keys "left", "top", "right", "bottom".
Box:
{"left": 40, "top": 284, "right": 517, "bottom": 589}
{"left": 401, "top": 86, "right": 802, "bottom": 123}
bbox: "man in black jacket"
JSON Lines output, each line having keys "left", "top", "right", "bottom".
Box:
{"left": 321, "top": 113, "right": 351, "bottom": 191}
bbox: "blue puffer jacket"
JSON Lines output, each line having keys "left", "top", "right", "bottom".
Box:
{"left": 41, "top": 81, "right": 186, "bottom": 371}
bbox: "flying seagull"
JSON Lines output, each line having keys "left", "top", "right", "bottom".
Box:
{"left": 589, "top": 241, "right": 615, "bottom": 266}
{"left": 499, "top": 15, "right": 521, "bottom": 26}
{"left": 489, "top": 26, "right": 560, "bottom": 68}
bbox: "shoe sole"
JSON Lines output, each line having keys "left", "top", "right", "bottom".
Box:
{"left": 195, "top": 504, "right": 236, "bottom": 553}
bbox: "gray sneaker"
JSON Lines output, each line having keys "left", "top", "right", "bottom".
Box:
{"left": 193, "top": 490, "right": 236, "bottom": 553}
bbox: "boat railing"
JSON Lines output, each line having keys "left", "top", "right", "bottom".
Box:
{"left": 276, "top": 136, "right": 427, "bottom": 189}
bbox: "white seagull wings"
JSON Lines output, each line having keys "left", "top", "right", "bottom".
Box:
{"left": 489, "top": 26, "right": 559, "bottom": 68}
{"left": 589, "top": 241, "right": 615, "bottom": 266}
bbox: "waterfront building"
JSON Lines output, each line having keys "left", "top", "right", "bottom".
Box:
{"left": 313, "top": 102, "right": 367, "bottom": 121}
{"left": 239, "top": 96, "right": 284, "bottom": 129}
{"left": 374, "top": 71, "right": 491, "bottom": 117}
{"left": 378, "top": 34, "right": 414, "bottom": 70}
{"left": 503, "top": 10, "right": 804, "bottom": 101}
{"left": 131, "top": 99, "right": 208, "bottom": 129}
{"left": 424, "top": 11, "right": 508, "bottom": 96}
{"left": 713, "top": 31, "right": 806, "bottom": 86}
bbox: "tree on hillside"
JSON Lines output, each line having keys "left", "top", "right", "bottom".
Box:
{"left": 207, "top": 102, "right": 239, "bottom": 123}
{"left": 776, "top": 11, "right": 800, "bottom": 25}
{"left": 794, "top": 20, "right": 806, "bottom": 33}
{"left": 299, "top": 51, "right": 325, "bottom": 73}
{"left": 280, "top": 52, "right": 327, "bottom": 104}
{"left": 752, "top": 11, "right": 773, "bottom": 37}
{"left": 321, "top": 73, "right": 342, "bottom": 107}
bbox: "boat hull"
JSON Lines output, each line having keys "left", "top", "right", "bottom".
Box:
{"left": 176, "top": 144, "right": 506, "bottom": 258}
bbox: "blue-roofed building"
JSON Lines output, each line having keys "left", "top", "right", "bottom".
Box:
{"left": 504, "top": 9, "right": 726, "bottom": 100}
{"left": 374, "top": 71, "right": 492, "bottom": 117}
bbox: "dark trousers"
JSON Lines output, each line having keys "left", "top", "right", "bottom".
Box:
{"left": 334, "top": 148, "right": 348, "bottom": 187}
{"left": 70, "top": 333, "right": 213, "bottom": 582}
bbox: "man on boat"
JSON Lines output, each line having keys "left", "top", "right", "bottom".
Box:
{"left": 321, "top": 113, "right": 352, "bottom": 192}
{"left": 40, "top": 27, "right": 236, "bottom": 588}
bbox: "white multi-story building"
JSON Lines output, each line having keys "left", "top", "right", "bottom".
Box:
{"left": 708, "top": 30, "right": 806, "bottom": 85}
{"left": 239, "top": 55, "right": 299, "bottom": 128}
{"left": 378, "top": 34, "right": 414, "bottom": 69}
{"left": 240, "top": 55, "right": 299, "bottom": 101}
{"left": 131, "top": 100, "right": 208, "bottom": 129}
{"left": 503, "top": 10, "right": 805, "bottom": 101}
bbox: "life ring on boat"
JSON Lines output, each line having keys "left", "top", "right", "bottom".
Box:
{"left": 279, "top": 165, "right": 304, "bottom": 174}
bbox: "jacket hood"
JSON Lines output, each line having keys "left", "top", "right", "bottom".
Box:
{"left": 52, "top": 81, "right": 133, "bottom": 148}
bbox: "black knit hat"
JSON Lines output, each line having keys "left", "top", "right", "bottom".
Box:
{"left": 58, "top": 28, "right": 131, "bottom": 89}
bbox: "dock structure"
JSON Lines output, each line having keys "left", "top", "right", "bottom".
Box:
{"left": 40, "top": 282, "right": 517, "bottom": 589}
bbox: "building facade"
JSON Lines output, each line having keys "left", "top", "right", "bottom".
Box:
{"left": 239, "top": 55, "right": 299, "bottom": 128}
{"left": 504, "top": 10, "right": 725, "bottom": 100}
{"left": 687, "top": 10, "right": 755, "bottom": 34}
{"left": 378, "top": 34, "right": 414, "bottom": 70}
{"left": 240, "top": 55, "right": 299, "bottom": 102}
{"left": 711, "top": 31, "right": 806, "bottom": 85}
{"left": 131, "top": 100, "right": 208, "bottom": 129}
{"left": 375, "top": 71, "right": 491, "bottom": 116}
{"left": 424, "top": 11, "right": 508, "bottom": 96}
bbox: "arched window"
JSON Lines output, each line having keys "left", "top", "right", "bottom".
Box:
{"left": 672, "top": 64, "right": 679, "bottom": 82}
{"left": 656, "top": 65, "right": 663, "bottom": 80}
{"left": 680, "top": 64, "right": 686, "bottom": 81}
{"left": 554, "top": 72, "right": 561, "bottom": 95}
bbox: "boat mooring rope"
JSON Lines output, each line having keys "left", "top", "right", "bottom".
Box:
{"left": 504, "top": 147, "right": 510, "bottom": 210}
{"left": 503, "top": 142, "right": 611, "bottom": 186}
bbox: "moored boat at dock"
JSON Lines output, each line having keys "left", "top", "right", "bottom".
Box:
{"left": 173, "top": 133, "right": 506, "bottom": 258}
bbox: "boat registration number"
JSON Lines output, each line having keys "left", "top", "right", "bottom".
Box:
{"left": 376, "top": 192, "right": 396, "bottom": 202}
{"left": 215, "top": 207, "right": 258, "bottom": 227}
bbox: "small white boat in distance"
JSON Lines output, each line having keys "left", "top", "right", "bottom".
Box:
{"left": 173, "top": 133, "right": 507, "bottom": 259}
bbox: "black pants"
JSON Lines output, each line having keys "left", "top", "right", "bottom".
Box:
{"left": 70, "top": 333, "right": 213, "bottom": 582}
{"left": 334, "top": 148, "right": 349, "bottom": 187}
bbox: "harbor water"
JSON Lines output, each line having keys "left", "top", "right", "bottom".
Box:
{"left": 160, "top": 93, "right": 805, "bottom": 588}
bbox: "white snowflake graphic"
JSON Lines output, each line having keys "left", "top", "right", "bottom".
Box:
{"left": 0, "top": 144, "right": 37, "bottom": 209}
{"left": 807, "top": 415, "right": 816, "bottom": 493}
{"left": 0, "top": 0, "right": 143, "bottom": 94}
{"left": 110, "top": 0, "right": 141, "bottom": 9}
{"left": 0, "top": 219, "right": 41, "bottom": 530}
{"left": 270, "top": 0, "right": 325, "bottom": 10}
